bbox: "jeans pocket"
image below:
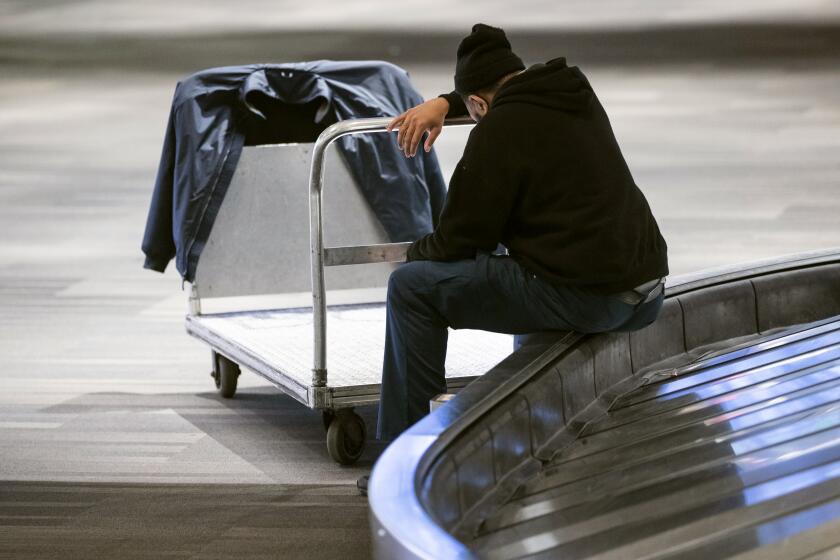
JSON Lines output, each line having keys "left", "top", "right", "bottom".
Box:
{"left": 611, "top": 294, "right": 664, "bottom": 332}
{"left": 543, "top": 285, "right": 635, "bottom": 334}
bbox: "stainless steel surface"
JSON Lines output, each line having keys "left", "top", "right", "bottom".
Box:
{"left": 430, "top": 393, "right": 456, "bottom": 413}
{"left": 186, "top": 304, "right": 512, "bottom": 409}
{"left": 323, "top": 242, "right": 412, "bottom": 267}
{"left": 193, "top": 143, "right": 393, "bottom": 300}
{"left": 471, "top": 319, "right": 840, "bottom": 559}
{"left": 308, "top": 117, "right": 474, "bottom": 378}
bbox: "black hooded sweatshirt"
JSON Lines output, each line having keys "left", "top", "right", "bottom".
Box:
{"left": 407, "top": 57, "right": 668, "bottom": 293}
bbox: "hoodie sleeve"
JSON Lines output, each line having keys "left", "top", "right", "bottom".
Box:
{"left": 438, "top": 91, "right": 468, "bottom": 118}
{"left": 407, "top": 115, "right": 519, "bottom": 262}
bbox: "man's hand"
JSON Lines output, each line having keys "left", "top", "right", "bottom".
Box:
{"left": 387, "top": 97, "right": 449, "bottom": 158}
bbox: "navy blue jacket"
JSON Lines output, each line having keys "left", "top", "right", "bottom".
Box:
{"left": 142, "top": 60, "right": 447, "bottom": 281}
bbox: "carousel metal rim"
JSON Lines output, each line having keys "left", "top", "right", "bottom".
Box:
{"left": 367, "top": 248, "right": 840, "bottom": 560}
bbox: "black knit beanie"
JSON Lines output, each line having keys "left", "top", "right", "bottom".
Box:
{"left": 454, "top": 23, "right": 525, "bottom": 95}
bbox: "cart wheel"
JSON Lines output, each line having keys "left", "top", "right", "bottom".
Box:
{"left": 326, "top": 409, "right": 366, "bottom": 465}
{"left": 212, "top": 352, "right": 240, "bottom": 399}
{"left": 211, "top": 351, "right": 221, "bottom": 388}
{"left": 322, "top": 410, "right": 335, "bottom": 432}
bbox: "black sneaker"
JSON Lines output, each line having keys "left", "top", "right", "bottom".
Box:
{"left": 357, "top": 474, "right": 369, "bottom": 496}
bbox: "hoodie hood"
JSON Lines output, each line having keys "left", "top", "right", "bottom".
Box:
{"left": 492, "top": 57, "right": 594, "bottom": 114}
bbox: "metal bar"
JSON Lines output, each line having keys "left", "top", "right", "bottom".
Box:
{"left": 188, "top": 284, "right": 201, "bottom": 316}
{"left": 307, "top": 116, "right": 474, "bottom": 387}
{"left": 323, "top": 242, "right": 411, "bottom": 267}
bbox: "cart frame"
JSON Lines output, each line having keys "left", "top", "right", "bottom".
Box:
{"left": 184, "top": 116, "right": 503, "bottom": 463}
{"left": 306, "top": 116, "right": 473, "bottom": 401}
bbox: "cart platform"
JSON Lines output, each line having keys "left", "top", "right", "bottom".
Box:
{"left": 186, "top": 303, "right": 513, "bottom": 410}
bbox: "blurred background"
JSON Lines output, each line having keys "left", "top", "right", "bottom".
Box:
{"left": 1, "top": 1, "right": 839, "bottom": 558}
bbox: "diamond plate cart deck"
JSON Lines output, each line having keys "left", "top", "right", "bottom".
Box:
{"left": 186, "top": 304, "right": 512, "bottom": 410}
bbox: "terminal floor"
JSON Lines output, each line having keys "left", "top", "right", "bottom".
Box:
{"left": 0, "top": 389, "right": 381, "bottom": 559}
{"left": 2, "top": 27, "right": 840, "bottom": 560}
{"left": 0, "top": 480, "right": 370, "bottom": 560}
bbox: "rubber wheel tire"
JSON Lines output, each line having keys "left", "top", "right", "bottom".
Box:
{"left": 322, "top": 410, "right": 335, "bottom": 432}
{"left": 211, "top": 353, "right": 221, "bottom": 389}
{"left": 326, "top": 410, "right": 366, "bottom": 465}
{"left": 216, "top": 354, "right": 240, "bottom": 399}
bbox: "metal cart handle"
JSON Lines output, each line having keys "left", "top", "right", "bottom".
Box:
{"left": 308, "top": 115, "right": 474, "bottom": 386}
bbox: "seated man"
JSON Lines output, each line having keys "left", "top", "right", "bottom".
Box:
{"left": 361, "top": 23, "right": 668, "bottom": 493}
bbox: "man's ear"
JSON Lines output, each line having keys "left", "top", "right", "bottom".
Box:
{"left": 468, "top": 94, "right": 488, "bottom": 113}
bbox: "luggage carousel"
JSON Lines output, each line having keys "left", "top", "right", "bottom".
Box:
{"left": 368, "top": 249, "right": 840, "bottom": 559}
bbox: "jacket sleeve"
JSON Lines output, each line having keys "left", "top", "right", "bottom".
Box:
{"left": 438, "top": 91, "right": 468, "bottom": 118}
{"left": 407, "top": 116, "right": 519, "bottom": 262}
{"left": 141, "top": 106, "right": 177, "bottom": 273}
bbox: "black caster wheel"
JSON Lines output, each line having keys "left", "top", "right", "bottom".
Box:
{"left": 326, "top": 409, "right": 366, "bottom": 465}
{"left": 211, "top": 351, "right": 240, "bottom": 399}
{"left": 322, "top": 410, "right": 335, "bottom": 432}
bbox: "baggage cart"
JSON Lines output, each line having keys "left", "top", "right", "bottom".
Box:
{"left": 185, "top": 116, "right": 513, "bottom": 464}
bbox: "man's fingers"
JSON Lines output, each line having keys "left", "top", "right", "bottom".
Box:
{"left": 424, "top": 127, "right": 441, "bottom": 152}
{"left": 390, "top": 109, "right": 443, "bottom": 156}
{"left": 401, "top": 123, "right": 415, "bottom": 157}
{"left": 396, "top": 120, "right": 405, "bottom": 146}
{"left": 405, "top": 126, "right": 423, "bottom": 157}
{"left": 397, "top": 117, "right": 412, "bottom": 149}
{"left": 387, "top": 112, "right": 406, "bottom": 132}
{"left": 409, "top": 127, "right": 425, "bottom": 157}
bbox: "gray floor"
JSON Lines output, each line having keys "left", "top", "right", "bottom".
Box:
{"left": 1, "top": 3, "right": 839, "bottom": 558}
{"left": 0, "top": 480, "right": 371, "bottom": 559}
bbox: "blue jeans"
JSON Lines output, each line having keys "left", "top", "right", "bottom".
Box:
{"left": 376, "top": 253, "right": 663, "bottom": 440}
